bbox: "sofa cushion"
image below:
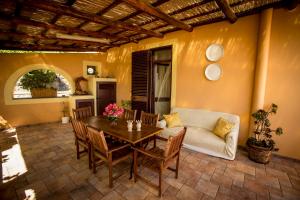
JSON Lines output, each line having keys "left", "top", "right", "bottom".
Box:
{"left": 213, "top": 117, "right": 234, "bottom": 140}
{"left": 163, "top": 112, "right": 183, "bottom": 128}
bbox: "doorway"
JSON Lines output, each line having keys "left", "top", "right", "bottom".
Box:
{"left": 131, "top": 46, "right": 172, "bottom": 118}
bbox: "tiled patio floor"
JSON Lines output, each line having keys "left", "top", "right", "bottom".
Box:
{"left": 1, "top": 122, "right": 300, "bottom": 200}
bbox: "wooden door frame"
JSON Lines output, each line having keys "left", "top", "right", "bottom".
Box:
{"left": 150, "top": 45, "right": 172, "bottom": 114}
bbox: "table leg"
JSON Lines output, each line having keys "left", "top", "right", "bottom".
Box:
{"left": 129, "top": 150, "right": 134, "bottom": 179}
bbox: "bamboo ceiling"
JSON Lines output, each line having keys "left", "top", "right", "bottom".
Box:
{"left": 0, "top": 0, "right": 297, "bottom": 52}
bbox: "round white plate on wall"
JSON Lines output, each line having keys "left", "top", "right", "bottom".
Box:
{"left": 206, "top": 44, "right": 224, "bottom": 61}
{"left": 205, "top": 63, "right": 222, "bottom": 81}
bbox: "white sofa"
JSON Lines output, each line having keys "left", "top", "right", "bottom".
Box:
{"left": 158, "top": 107, "right": 240, "bottom": 160}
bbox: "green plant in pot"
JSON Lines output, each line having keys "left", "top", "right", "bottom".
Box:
{"left": 19, "top": 69, "right": 57, "bottom": 98}
{"left": 61, "top": 101, "right": 70, "bottom": 124}
{"left": 121, "top": 100, "right": 132, "bottom": 109}
{"left": 247, "top": 103, "right": 283, "bottom": 164}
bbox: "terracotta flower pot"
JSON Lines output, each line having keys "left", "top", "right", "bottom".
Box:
{"left": 247, "top": 143, "right": 272, "bottom": 164}
{"left": 30, "top": 88, "right": 57, "bottom": 98}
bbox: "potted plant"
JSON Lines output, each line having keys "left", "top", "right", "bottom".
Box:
{"left": 19, "top": 69, "right": 57, "bottom": 98}
{"left": 121, "top": 100, "right": 132, "bottom": 109}
{"left": 61, "top": 102, "right": 70, "bottom": 124}
{"left": 246, "top": 103, "right": 283, "bottom": 164}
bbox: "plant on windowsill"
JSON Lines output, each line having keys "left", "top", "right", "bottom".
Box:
{"left": 246, "top": 103, "right": 283, "bottom": 164}
{"left": 19, "top": 69, "right": 58, "bottom": 98}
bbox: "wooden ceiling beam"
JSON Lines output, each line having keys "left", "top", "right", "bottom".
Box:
{"left": 101, "top": 0, "right": 169, "bottom": 35}
{"left": 123, "top": 0, "right": 246, "bottom": 43}
{"left": 121, "top": 0, "right": 193, "bottom": 32}
{"left": 285, "top": 0, "right": 299, "bottom": 10}
{"left": 3, "top": 16, "right": 125, "bottom": 41}
{"left": 215, "top": 0, "right": 237, "bottom": 23}
{"left": 24, "top": 0, "right": 163, "bottom": 38}
{"left": 97, "top": 1, "right": 121, "bottom": 16}
{"left": 66, "top": 0, "right": 77, "bottom": 6}
{"left": 0, "top": 31, "right": 115, "bottom": 47}
{"left": 117, "top": 0, "right": 170, "bottom": 22}
{"left": 115, "top": 0, "right": 211, "bottom": 36}
{"left": 77, "top": 1, "right": 121, "bottom": 30}
{"left": 1, "top": 43, "right": 105, "bottom": 52}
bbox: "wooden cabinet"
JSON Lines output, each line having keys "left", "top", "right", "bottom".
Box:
{"left": 75, "top": 99, "right": 95, "bottom": 116}
{"left": 96, "top": 82, "right": 116, "bottom": 116}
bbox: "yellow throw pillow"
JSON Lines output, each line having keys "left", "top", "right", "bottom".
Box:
{"left": 213, "top": 117, "right": 234, "bottom": 139}
{"left": 163, "top": 113, "right": 183, "bottom": 128}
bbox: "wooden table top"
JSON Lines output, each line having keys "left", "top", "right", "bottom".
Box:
{"left": 84, "top": 116, "right": 163, "bottom": 145}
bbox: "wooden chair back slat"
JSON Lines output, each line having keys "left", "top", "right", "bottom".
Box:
{"left": 71, "top": 118, "right": 88, "bottom": 141}
{"left": 72, "top": 107, "right": 92, "bottom": 120}
{"left": 140, "top": 111, "right": 159, "bottom": 127}
{"left": 123, "top": 109, "right": 137, "bottom": 121}
{"left": 87, "top": 127, "right": 108, "bottom": 158}
{"left": 164, "top": 127, "right": 186, "bottom": 158}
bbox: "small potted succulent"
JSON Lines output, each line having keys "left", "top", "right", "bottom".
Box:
{"left": 19, "top": 69, "right": 57, "bottom": 98}
{"left": 61, "top": 102, "right": 70, "bottom": 124}
{"left": 246, "top": 103, "right": 283, "bottom": 164}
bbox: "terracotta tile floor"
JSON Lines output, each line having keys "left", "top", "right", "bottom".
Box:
{"left": 1, "top": 122, "right": 300, "bottom": 200}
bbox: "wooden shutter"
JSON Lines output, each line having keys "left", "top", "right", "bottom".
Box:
{"left": 131, "top": 50, "right": 152, "bottom": 118}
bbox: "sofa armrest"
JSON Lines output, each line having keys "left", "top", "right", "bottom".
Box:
{"left": 225, "top": 127, "right": 239, "bottom": 160}
{"left": 157, "top": 119, "right": 167, "bottom": 129}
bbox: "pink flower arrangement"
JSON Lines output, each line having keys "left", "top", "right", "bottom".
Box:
{"left": 103, "top": 103, "right": 124, "bottom": 121}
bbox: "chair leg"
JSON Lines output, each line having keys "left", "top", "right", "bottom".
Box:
{"left": 92, "top": 147, "right": 96, "bottom": 174}
{"left": 76, "top": 139, "right": 80, "bottom": 159}
{"left": 133, "top": 150, "right": 138, "bottom": 183}
{"left": 153, "top": 136, "right": 156, "bottom": 148}
{"left": 108, "top": 153, "right": 113, "bottom": 188}
{"left": 175, "top": 155, "right": 180, "bottom": 179}
{"left": 88, "top": 143, "right": 92, "bottom": 169}
{"left": 158, "top": 168, "right": 162, "bottom": 197}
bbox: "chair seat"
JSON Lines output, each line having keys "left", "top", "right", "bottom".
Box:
{"left": 112, "top": 146, "right": 132, "bottom": 161}
{"left": 138, "top": 147, "right": 165, "bottom": 170}
{"left": 94, "top": 141, "right": 132, "bottom": 162}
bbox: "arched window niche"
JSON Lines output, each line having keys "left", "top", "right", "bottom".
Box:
{"left": 4, "top": 64, "right": 74, "bottom": 105}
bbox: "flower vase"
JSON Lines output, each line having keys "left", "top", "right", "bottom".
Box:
{"left": 108, "top": 116, "right": 118, "bottom": 126}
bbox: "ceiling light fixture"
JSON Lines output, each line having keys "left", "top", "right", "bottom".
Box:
{"left": 56, "top": 33, "right": 111, "bottom": 44}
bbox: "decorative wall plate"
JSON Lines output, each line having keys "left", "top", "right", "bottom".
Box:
{"left": 206, "top": 44, "right": 224, "bottom": 61}
{"left": 205, "top": 63, "right": 222, "bottom": 81}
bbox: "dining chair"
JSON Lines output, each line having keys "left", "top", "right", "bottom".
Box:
{"left": 122, "top": 108, "right": 137, "bottom": 121}
{"left": 133, "top": 127, "right": 187, "bottom": 197}
{"left": 72, "top": 106, "right": 93, "bottom": 120}
{"left": 140, "top": 111, "right": 159, "bottom": 148}
{"left": 70, "top": 118, "right": 91, "bottom": 169}
{"left": 140, "top": 111, "right": 159, "bottom": 126}
{"left": 87, "top": 126, "right": 132, "bottom": 188}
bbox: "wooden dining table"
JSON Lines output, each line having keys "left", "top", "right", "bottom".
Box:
{"left": 83, "top": 116, "right": 163, "bottom": 178}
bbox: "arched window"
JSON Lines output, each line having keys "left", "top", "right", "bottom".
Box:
{"left": 13, "top": 69, "right": 72, "bottom": 99}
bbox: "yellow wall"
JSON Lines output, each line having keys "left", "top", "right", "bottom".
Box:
{"left": 0, "top": 7, "right": 299, "bottom": 159}
{"left": 107, "top": 15, "right": 259, "bottom": 145}
{"left": 106, "top": 9, "right": 300, "bottom": 159}
{"left": 265, "top": 7, "right": 300, "bottom": 159}
{"left": 0, "top": 53, "right": 107, "bottom": 126}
